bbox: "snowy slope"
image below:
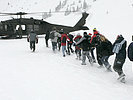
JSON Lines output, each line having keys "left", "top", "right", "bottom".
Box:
{"left": 0, "top": 0, "right": 133, "bottom": 100}
{"left": 0, "top": 38, "right": 133, "bottom": 100}
{"left": 87, "top": 0, "right": 133, "bottom": 44}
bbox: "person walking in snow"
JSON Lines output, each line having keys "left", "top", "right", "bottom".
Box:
{"left": 112, "top": 35, "right": 127, "bottom": 83}
{"left": 57, "top": 30, "right": 62, "bottom": 51}
{"left": 45, "top": 30, "right": 50, "bottom": 47}
{"left": 67, "top": 33, "right": 74, "bottom": 55}
{"left": 127, "top": 35, "right": 133, "bottom": 61}
{"left": 89, "top": 33, "right": 96, "bottom": 63}
{"left": 61, "top": 29, "right": 70, "bottom": 57}
{"left": 98, "top": 35, "right": 113, "bottom": 71}
{"left": 27, "top": 30, "right": 38, "bottom": 52}
{"left": 90, "top": 28, "right": 103, "bottom": 67}
{"left": 76, "top": 32, "right": 93, "bottom": 65}
{"left": 74, "top": 33, "right": 82, "bottom": 60}
{"left": 49, "top": 27, "right": 61, "bottom": 52}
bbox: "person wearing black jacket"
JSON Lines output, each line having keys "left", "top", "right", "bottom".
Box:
{"left": 98, "top": 35, "right": 113, "bottom": 71}
{"left": 127, "top": 35, "right": 133, "bottom": 61}
{"left": 112, "top": 35, "right": 127, "bottom": 83}
{"left": 45, "top": 31, "right": 50, "bottom": 47}
{"left": 91, "top": 33, "right": 103, "bottom": 67}
{"left": 57, "top": 30, "right": 63, "bottom": 51}
{"left": 76, "top": 32, "right": 93, "bottom": 65}
{"left": 67, "top": 33, "right": 74, "bottom": 55}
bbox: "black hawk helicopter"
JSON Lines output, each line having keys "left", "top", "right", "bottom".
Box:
{"left": 0, "top": 12, "right": 89, "bottom": 39}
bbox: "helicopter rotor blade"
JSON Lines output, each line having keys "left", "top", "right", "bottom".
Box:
{"left": 0, "top": 11, "right": 83, "bottom": 17}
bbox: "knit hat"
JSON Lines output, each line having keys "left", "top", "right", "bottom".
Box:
{"left": 83, "top": 32, "right": 87, "bottom": 35}
{"left": 93, "top": 28, "right": 97, "bottom": 31}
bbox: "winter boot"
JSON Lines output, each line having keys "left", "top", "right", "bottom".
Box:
{"left": 92, "top": 59, "right": 96, "bottom": 63}
{"left": 30, "top": 46, "right": 32, "bottom": 50}
{"left": 120, "top": 77, "right": 126, "bottom": 83}
{"left": 79, "top": 56, "right": 81, "bottom": 60}
{"left": 81, "top": 62, "right": 86, "bottom": 65}
{"left": 76, "top": 54, "right": 79, "bottom": 60}
{"left": 67, "top": 51, "right": 70, "bottom": 55}
{"left": 117, "top": 73, "right": 125, "bottom": 80}
{"left": 97, "top": 65, "right": 103, "bottom": 68}
{"left": 89, "top": 57, "right": 93, "bottom": 64}
{"left": 106, "top": 65, "right": 112, "bottom": 72}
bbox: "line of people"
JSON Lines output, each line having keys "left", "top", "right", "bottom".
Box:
{"left": 46, "top": 27, "right": 75, "bottom": 57}
{"left": 27, "top": 28, "right": 133, "bottom": 83}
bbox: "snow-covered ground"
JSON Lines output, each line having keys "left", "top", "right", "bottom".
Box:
{"left": 0, "top": 0, "right": 133, "bottom": 100}
{"left": 0, "top": 37, "right": 133, "bottom": 100}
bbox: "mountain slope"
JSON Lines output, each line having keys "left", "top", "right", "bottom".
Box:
{"left": 87, "top": 0, "right": 133, "bottom": 43}
{"left": 0, "top": 38, "right": 133, "bottom": 100}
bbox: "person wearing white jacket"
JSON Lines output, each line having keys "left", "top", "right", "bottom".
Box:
{"left": 50, "top": 27, "right": 61, "bottom": 52}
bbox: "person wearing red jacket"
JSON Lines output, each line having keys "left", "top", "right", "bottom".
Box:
{"left": 90, "top": 28, "right": 99, "bottom": 43}
{"left": 61, "top": 30, "right": 70, "bottom": 57}
{"left": 90, "top": 28, "right": 103, "bottom": 67}
{"left": 74, "top": 33, "right": 82, "bottom": 60}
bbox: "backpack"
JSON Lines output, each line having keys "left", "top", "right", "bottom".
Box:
{"left": 49, "top": 31, "right": 55, "bottom": 39}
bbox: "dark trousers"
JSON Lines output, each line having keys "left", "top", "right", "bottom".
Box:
{"left": 96, "top": 48, "right": 103, "bottom": 66}
{"left": 67, "top": 43, "right": 74, "bottom": 54}
{"left": 45, "top": 39, "right": 49, "bottom": 47}
{"left": 90, "top": 48, "right": 96, "bottom": 60}
{"left": 75, "top": 49, "right": 81, "bottom": 57}
{"left": 57, "top": 42, "right": 61, "bottom": 51}
{"left": 101, "top": 56, "right": 110, "bottom": 67}
{"left": 30, "top": 41, "right": 35, "bottom": 52}
{"left": 113, "top": 58, "right": 125, "bottom": 75}
{"left": 52, "top": 42, "right": 57, "bottom": 51}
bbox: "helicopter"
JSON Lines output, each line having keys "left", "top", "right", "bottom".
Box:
{"left": 0, "top": 12, "right": 89, "bottom": 39}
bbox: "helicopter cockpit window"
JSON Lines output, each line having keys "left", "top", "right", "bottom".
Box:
{"left": 5, "top": 25, "right": 7, "bottom": 31}
{"left": 16, "top": 25, "right": 25, "bottom": 30}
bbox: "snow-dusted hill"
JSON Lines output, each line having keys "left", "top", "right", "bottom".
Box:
{"left": 0, "top": 0, "right": 133, "bottom": 100}
{"left": 87, "top": 0, "right": 133, "bottom": 44}
{"left": 0, "top": 38, "right": 133, "bottom": 100}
